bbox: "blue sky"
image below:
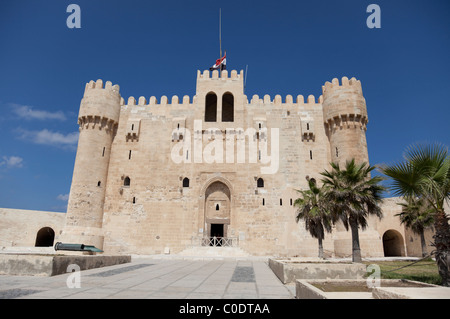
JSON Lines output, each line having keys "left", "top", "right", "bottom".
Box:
{"left": 0, "top": 0, "right": 449, "bottom": 212}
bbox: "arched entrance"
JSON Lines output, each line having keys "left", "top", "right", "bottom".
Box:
{"left": 35, "top": 227, "right": 55, "bottom": 247}
{"left": 382, "top": 229, "right": 405, "bottom": 257}
{"left": 204, "top": 181, "right": 231, "bottom": 242}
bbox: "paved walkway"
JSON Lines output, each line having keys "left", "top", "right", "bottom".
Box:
{"left": 0, "top": 257, "right": 294, "bottom": 299}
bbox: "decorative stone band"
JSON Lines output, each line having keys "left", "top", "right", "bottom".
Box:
{"left": 78, "top": 115, "right": 118, "bottom": 134}
{"left": 324, "top": 114, "right": 368, "bottom": 131}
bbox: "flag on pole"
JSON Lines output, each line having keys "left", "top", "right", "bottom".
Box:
{"left": 210, "top": 52, "right": 226, "bottom": 71}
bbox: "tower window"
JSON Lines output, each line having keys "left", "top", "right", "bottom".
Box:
{"left": 310, "top": 150, "right": 313, "bottom": 160}
{"left": 222, "top": 92, "right": 234, "bottom": 122}
{"left": 133, "top": 197, "right": 136, "bottom": 204}
{"left": 102, "top": 147, "right": 105, "bottom": 157}
{"left": 262, "top": 198, "right": 265, "bottom": 206}
{"left": 257, "top": 178, "right": 264, "bottom": 188}
{"left": 216, "top": 204, "right": 220, "bottom": 211}
{"left": 336, "top": 147, "right": 339, "bottom": 157}
{"left": 183, "top": 177, "right": 190, "bottom": 188}
{"left": 307, "top": 123, "right": 310, "bottom": 130}
{"left": 124, "top": 176, "right": 130, "bottom": 187}
{"left": 131, "top": 124, "right": 134, "bottom": 131}
{"left": 129, "top": 150, "right": 132, "bottom": 160}
{"left": 97, "top": 181, "right": 101, "bottom": 187}
{"left": 205, "top": 92, "right": 217, "bottom": 122}
{"left": 290, "top": 198, "right": 293, "bottom": 206}
{"left": 280, "top": 198, "right": 283, "bottom": 206}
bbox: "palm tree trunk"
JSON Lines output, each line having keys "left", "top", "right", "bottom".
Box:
{"left": 434, "top": 209, "right": 450, "bottom": 286}
{"left": 420, "top": 231, "right": 427, "bottom": 258}
{"left": 318, "top": 237, "right": 324, "bottom": 259}
{"left": 350, "top": 219, "right": 362, "bottom": 263}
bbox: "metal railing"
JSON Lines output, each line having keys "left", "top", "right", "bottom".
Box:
{"left": 191, "top": 236, "right": 239, "bottom": 248}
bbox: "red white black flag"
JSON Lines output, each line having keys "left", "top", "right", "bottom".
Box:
{"left": 210, "top": 52, "right": 226, "bottom": 71}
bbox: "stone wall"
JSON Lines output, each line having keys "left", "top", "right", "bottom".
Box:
{"left": 0, "top": 208, "right": 65, "bottom": 248}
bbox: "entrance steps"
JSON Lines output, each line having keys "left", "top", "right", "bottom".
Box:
{"left": 178, "top": 246, "right": 250, "bottom": 258}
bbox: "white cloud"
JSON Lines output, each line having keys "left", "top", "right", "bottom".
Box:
{"left": 17, "top": 128, "right": 79, "bottom": 149}
{"left": 57, "top": 194, "right": 70, "bottom": 201}
{"left": 0, "top": 156, "right": 24, "bottom": 168}
{"left": 11, "top": 104, "right": 66, "bottom": 121}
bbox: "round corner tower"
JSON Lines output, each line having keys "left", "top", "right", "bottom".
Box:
{"left": 60, "top": 79, "right": 121, "bottom": 249}
{"left": 322, "top": 76, "right": 369, "bottom": 166}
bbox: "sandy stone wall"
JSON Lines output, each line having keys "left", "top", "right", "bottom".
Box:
{"left": 0, "top": 208, "right": 65, "bottom": 248}
{"left": 97, "top": 71, "right": 390, "bottom": 256}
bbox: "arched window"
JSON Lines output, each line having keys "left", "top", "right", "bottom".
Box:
{"left": 257, "top": 178, "right": 264, "bottom": 188}
{"left": 205, "top": 92, "right": 217, "bottom": 122}
{"left": 222, "top": 92, "right": 234, "bottom": 122}
{"left": 124, "top": 176, "right": 130, "bottom": 187}
{"left": 183, "top": 177, "right": 190, "bottom": 188}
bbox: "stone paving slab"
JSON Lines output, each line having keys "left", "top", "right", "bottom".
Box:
{"left": 0, "top": 257, "right": 294, "bottom": 299}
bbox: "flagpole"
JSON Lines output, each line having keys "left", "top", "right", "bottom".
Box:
{"left": 219, "top": 8, "right": 222, "bottom": 59}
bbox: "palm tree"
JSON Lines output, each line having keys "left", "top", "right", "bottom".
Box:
{"left": 380, "top": 143, "right": 450, "bottom": 286}
{"left": 396, "top": 196, "right": 434, "bottom": 257}
{"left": 321, "top": 159, "right": 385, "bottom": 263}
{"left": 294, "top": 177, "right": 332, "bottom": 259}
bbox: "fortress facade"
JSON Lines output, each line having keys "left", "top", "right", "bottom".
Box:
{"left": 54, "top": 69, "right": 429, "bottom": 257}
{"left": 0, "top": 69, "right": 435, "bottom": 258}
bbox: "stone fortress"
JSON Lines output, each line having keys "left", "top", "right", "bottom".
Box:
{"left": 0, "top": 69, "right": 438, "bottom": 258}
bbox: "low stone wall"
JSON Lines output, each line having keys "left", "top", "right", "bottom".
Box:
{"left": 269, "top": 258, "right": 367, "bottom": 284}
{"left": 295, "top": 279, "right": 443, "bottom": 299}
{"left": 0, "top": 254, "right": 131, "bottom": 276}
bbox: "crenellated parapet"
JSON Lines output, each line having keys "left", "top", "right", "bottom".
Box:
{"left": 322, "top": 76, "right": 362, "bottom": 96}
{"left": 196, "top": 69, "right": 244, "bottom": 97}
{"left": 322, "top": 76, "right": 368, "bottom": 131}
{"left": 84, "top": 79, "right": 120, "bottom": 95}
{"left": 248, "top": 94, "right": 322, "bottom": 106}
{"left": 197, "top": 69, "right": 243, "bottom": 80}
{"left": 125, "top": 95, "right": 193, "bottom": 107}
{"left": 78, "top": 79, "right": 121, "bottom": 133}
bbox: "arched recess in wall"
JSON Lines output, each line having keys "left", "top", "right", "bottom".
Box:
{"left": 257, "top": 178, "right": 264, "bottom": 188}
{"left": 382, "top": 229, "right": 405, "bottom": 257}
{"left": 205, "top": 92, "right": 217, "bottom": 122}
{"left": 222, "top": 92, "right": 234, "bottom": 122}
{"left": 35, "top": 227, "right": 55, "bottom": 247}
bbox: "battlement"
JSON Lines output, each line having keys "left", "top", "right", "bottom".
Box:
{"left": 125, "top": 95, "right": 193, "bottom": 106}
{"left": 321, "top": 76, "right": 362, "bottom": 96}
{"left": 197, "top": 69, "right": 244, "bottom": 80}
{"left": 249, "top": 94, "right": 323, "bottom": 106}
{"left": 84, "top": 79, "right": 120, "bottom": 97}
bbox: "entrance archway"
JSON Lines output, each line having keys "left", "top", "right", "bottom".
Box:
{"left": 382, "top": 229, "right": 405, "bottom": 257}
{"left": 204, "top": 181, "right": 231, "bottom": 240}
{"left": 35, "top": 227, "right": 55, "bottom": 247}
